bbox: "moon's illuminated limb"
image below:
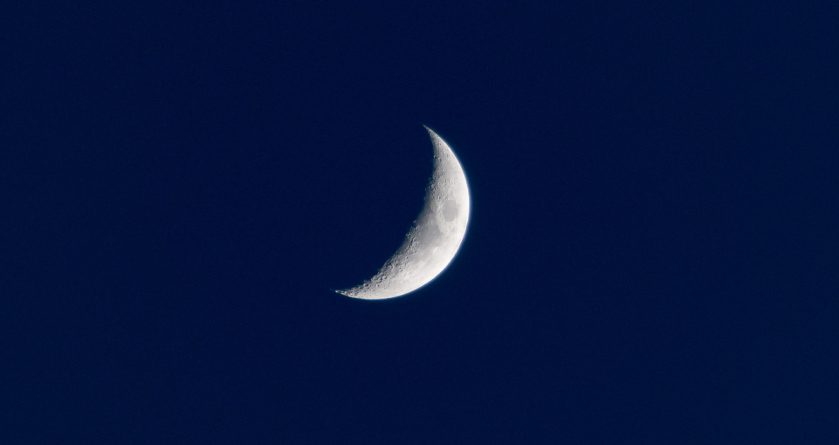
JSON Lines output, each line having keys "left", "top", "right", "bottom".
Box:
{"left": 336, "top": 126, "right": 470, "bottom": 300}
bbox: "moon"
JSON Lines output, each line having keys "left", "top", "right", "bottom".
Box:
{"left": 336, "top": 126, "right": 471, "bottom": 300}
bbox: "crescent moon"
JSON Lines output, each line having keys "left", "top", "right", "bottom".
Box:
{"left": 336, "top": 126, "right": 471, "bottom": 300}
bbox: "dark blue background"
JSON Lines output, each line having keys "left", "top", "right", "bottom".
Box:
{"left": 2, "top": 2, "right": 837, "bottom": 442}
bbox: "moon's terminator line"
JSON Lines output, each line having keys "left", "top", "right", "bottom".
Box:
{"left": 336, "top": 126, "right": 471, "bottom": 300}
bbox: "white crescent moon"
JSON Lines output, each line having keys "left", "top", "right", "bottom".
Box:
{"left": 336, "top": 126, "right": 471, "bottom": 300}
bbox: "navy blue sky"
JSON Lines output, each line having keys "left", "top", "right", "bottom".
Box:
{"left": 2, "top": 2, "right": 837, "bottom": 442}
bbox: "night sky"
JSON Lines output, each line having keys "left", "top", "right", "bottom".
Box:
{"left": 3, "top": 2, "right": 837, "bottom": 442}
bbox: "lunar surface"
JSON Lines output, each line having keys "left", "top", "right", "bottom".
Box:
{"left": 336, "top": 126, "right": 471, "bottom": 300}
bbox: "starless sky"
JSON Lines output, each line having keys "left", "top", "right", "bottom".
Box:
{"left": 2, "top": 2, "right": 837, "bottom": 442}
